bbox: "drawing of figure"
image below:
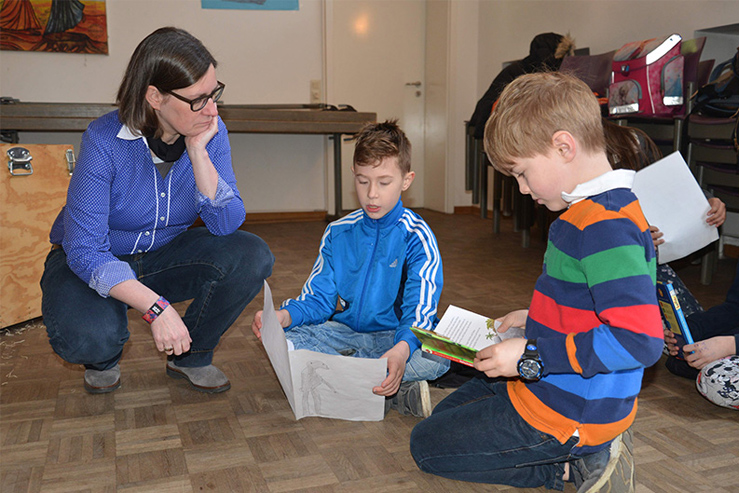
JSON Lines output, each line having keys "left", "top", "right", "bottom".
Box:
{"left": 0, "top": 0, "right": 42, "bottom": 32}
{"left": 300, "top": 360, "right": 336, "bottom": 415}
{"left": 44, "top": 0, "right": 85, "bottom": 35}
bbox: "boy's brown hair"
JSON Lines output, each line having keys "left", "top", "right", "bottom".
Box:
{"left": 484, "top": 72, "right": 605, "bottom": 174}
{"left": 353, "top": 119, "right": 411, "bottom": 174}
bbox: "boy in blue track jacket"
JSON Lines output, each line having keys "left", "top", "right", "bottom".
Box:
{"left": 252, "top": 120, "right": 449, "bottom": 417}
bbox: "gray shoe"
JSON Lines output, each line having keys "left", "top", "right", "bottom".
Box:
{"left": 571, "top": 427, "right": 635, "bottom": 493}
{"left": 386, "top": 380, "right": 431, "bottom": 418}
{"left": 166, "top": 360, "right": 231, "bottom": 393}
{"left": 84, "top": 364, "right": 121, "bottom": 394}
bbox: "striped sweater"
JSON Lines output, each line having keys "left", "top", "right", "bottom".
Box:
{"left": 508, "top": 174, "right": 664, "bottom": 455}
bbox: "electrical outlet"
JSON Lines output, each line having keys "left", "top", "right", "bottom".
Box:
{"left": 310, "top": 79, "right": 321, "bottom": 104}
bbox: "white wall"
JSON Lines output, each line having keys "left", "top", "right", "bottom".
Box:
{"left": 457, "top": 0, "right": 739, "bottom": 211}
{"left": 0, "top": 0, "right": 327, "bottom": 213}
{"left": 425, "top": 0, "right": 479, "bottom": 213}
{"left": 424, "top": 1, "right": 450, "bottom": 213}
{"left": 4, "top": 1, "right": 739, "bottom": 215}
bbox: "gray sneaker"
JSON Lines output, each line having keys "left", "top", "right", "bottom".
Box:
{"left": 571, "top": 428, "right": 635, "bottom": 493}
{"left": 166, "top": 360, "right": 231, "bottom": 393}
{"left": 386, "top": 380, "right": 431, "bottom": 418}
{"left": 84, "top": 364, "right": 121, "bottom": 394}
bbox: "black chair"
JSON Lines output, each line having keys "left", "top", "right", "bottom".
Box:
{"left": 687, "top": 114, "right": 739, "bottom": 284}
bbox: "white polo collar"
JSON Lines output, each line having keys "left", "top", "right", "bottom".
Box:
{"left": 116, "top": 124, "right": 146, "bottom": 143}
{"left": 561, "top": 169, "right": 635, "bottom": 205}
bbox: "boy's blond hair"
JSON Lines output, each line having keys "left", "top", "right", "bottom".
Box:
{"left": 484, "top": 72, "right": 605, "bottom": 174}
{"left": 353, "top": 119, "right": 411, "bottom": 175}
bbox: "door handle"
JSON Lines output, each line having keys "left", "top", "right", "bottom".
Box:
{"left": 405, "top": 81, "right": 422, "bottom": 87}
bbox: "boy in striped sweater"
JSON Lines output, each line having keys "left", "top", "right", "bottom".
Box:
{"left": 410, "top": 72, "right": 664, "bottom": 492}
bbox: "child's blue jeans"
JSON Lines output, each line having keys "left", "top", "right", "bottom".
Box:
{"left": 410, "top": 378, "right": 577, "bottom": 490}
{"left": 285, "top": 321, "right": 450, "bottom": 382}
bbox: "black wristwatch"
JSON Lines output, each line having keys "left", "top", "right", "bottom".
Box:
{"left": 517, "top": 339, "right": 543, "bottom": 382}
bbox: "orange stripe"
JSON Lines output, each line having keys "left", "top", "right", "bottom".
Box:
{"left": 507, "top": 381, "right": 578, "bottom": 444}
{"left": 619, "top": 200, "right": 649, "bottom": 232}
{"left": 566, "top": 334, "right": 582, "bottom": 374}
{"left": 576, "top": 401, "right": 638, "bottom": 447}
{"left": 508, "top": 381, "right": 638, "bottom": 448}
{"left": 562, "top": 198, "right": 649, "bottom": 233}
{"left": 561, "top": 200, "right": 606, "bottom": 230}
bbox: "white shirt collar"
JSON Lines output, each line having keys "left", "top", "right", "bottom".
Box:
{"left": 116, "top": 124, "right": 145, "bottom": 143}
{"left": 116, "top": 124, "right": 163, "bottom": 161}
{"left": 561, "top": 169, "right": 635, "bottom": 205}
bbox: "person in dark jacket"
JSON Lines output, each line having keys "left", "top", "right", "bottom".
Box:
{"left": 468, "top": 32, "right": 575, "bottom": 139}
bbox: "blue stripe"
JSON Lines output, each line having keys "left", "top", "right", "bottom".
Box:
{"left": 530, "top": 381, "right": 639, "bottom": 425}
{"left": 590, "top": 328, "right": 642, "bottom": 370}
{"left": 399, "top": 211, "right": 441, "bottom": 330}
{"left": 537, "top": 270, "right": 655, "bottom": 313}
{"left": 553, "top": 218, "right": 652, "bottom": 261}
{"left": 544, "top": 371, "right": 643, "bottom": 400}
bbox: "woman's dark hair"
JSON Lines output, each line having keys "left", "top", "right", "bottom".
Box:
{"left": 116, "top": 27, "right": 217, "bottom": 137}
{"left": 603, "top": 118, "right": 662, "bottom": 171}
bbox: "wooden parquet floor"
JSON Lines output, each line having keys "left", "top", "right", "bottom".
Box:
{"left": 1, "top": 210, "right": 738, "bottom": 492}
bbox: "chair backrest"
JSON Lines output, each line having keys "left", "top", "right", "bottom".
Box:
{"left": 559, "top": 50, "right": 616, "bottom": 97}
{"left": 696, "top": 59, "right": 716, "bottom": 88}
{"left": 682, "top": 37, "right": 708, "bottom": 84}
{"left": 681, "top": 36, "right": 706, "bottom": 56}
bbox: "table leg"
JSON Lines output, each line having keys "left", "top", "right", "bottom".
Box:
{"left": 331, "top": 133, "right": 343, "bottom": 220}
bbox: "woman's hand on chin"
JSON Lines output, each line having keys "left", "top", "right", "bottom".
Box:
{"left": 185, "top": 115, "right": 219, "bottom": 154}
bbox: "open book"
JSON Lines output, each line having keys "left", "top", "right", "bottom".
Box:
{"left": 411, "top": 305, "right": 525, "bottom": 367}
{"left": 656, "top": 280, "right": 694, "bottom": 358}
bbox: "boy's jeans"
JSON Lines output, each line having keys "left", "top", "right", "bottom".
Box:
{"left": 410, "top": 378, "right": 577, "bottom": 490}
{"left": 41, "top": 228, "right": 274, "bottom": 371}
{"left": 285, "top": 321, "right": 450, "bottom": 382}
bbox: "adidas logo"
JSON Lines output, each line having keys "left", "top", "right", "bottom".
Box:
{"left": 389, "top": 259, "right": 398, "bottom": 268}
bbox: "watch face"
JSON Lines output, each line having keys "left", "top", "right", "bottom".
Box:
{"left": 519, "top": 359, "right": 542, "bottom": 380}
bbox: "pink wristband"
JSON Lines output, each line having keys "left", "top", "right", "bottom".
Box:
{"left": 142, "top": 296, "right": 170, "bottom": 324}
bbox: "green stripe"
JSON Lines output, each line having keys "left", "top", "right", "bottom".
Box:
{"left": 546, "top": 243, "right": 655, "bottom": 286}
{"left": 545, "top": 242, "right": 586, "bottom": 284}
{"left": 582, "top": 245, "right": 655, "bottom": 286}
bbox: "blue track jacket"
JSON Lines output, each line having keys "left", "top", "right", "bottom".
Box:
{"left": 281, "top": 200, "right": 443, "bottom": 356}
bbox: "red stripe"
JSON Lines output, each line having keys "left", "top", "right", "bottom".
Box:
{"left": 599, "top": 304, "right": 663, "bottom": 337}
{"left": 530, "top": 292, "right": 601, "bottom": 334}
{"left": 530, "top": 292, "right": 661, "bottom": 336}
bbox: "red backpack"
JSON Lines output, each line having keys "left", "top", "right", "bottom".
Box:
{"left": 609, "top": 34, "right": 684, "bottom": 117}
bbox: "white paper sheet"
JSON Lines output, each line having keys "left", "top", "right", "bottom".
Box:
{"left": 434, "top": 305, "right": 523, "bottom": 350}
{"left": 259, "top": 281, "right": 386, "bottom": 421}
{"left": 631, "top": 152, "right": 719, "bottom": 264}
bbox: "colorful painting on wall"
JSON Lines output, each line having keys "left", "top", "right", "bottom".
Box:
{"left": 0, "top": 0, "right": 108, "bottom": 54}
{"left": 201, "top": 0, "right": 298, "bottom": 11}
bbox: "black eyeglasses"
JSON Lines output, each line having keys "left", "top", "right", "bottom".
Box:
{"left": 164, "top": 81, "right": 225, "bottom": 112}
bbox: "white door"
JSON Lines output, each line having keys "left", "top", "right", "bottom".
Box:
{"left": 326, "top": 0, "right": 426, "bottom": 211}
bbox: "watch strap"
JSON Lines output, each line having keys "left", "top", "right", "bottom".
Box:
{"left": 142, "top": 296, "right": 170, "bottom": 324}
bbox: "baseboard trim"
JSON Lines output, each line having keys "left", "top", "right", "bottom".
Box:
{"left": 191, "top": 210, "right": 328, "bottom": 230}
{"left": 242, "top": 211, "right": 327, "bottom": 225}
{"left": 454, "top": 206, "right": 493, "bottom": 216}
{"left": 724, "top": 244, "right": 739, "bottom": 259}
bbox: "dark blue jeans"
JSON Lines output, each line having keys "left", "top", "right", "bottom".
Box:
{"left": 410, "top": 378, "right": 577, "bottom": 490}
{"left": 41, "top": 228, "right": 274, "bottom": 371}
